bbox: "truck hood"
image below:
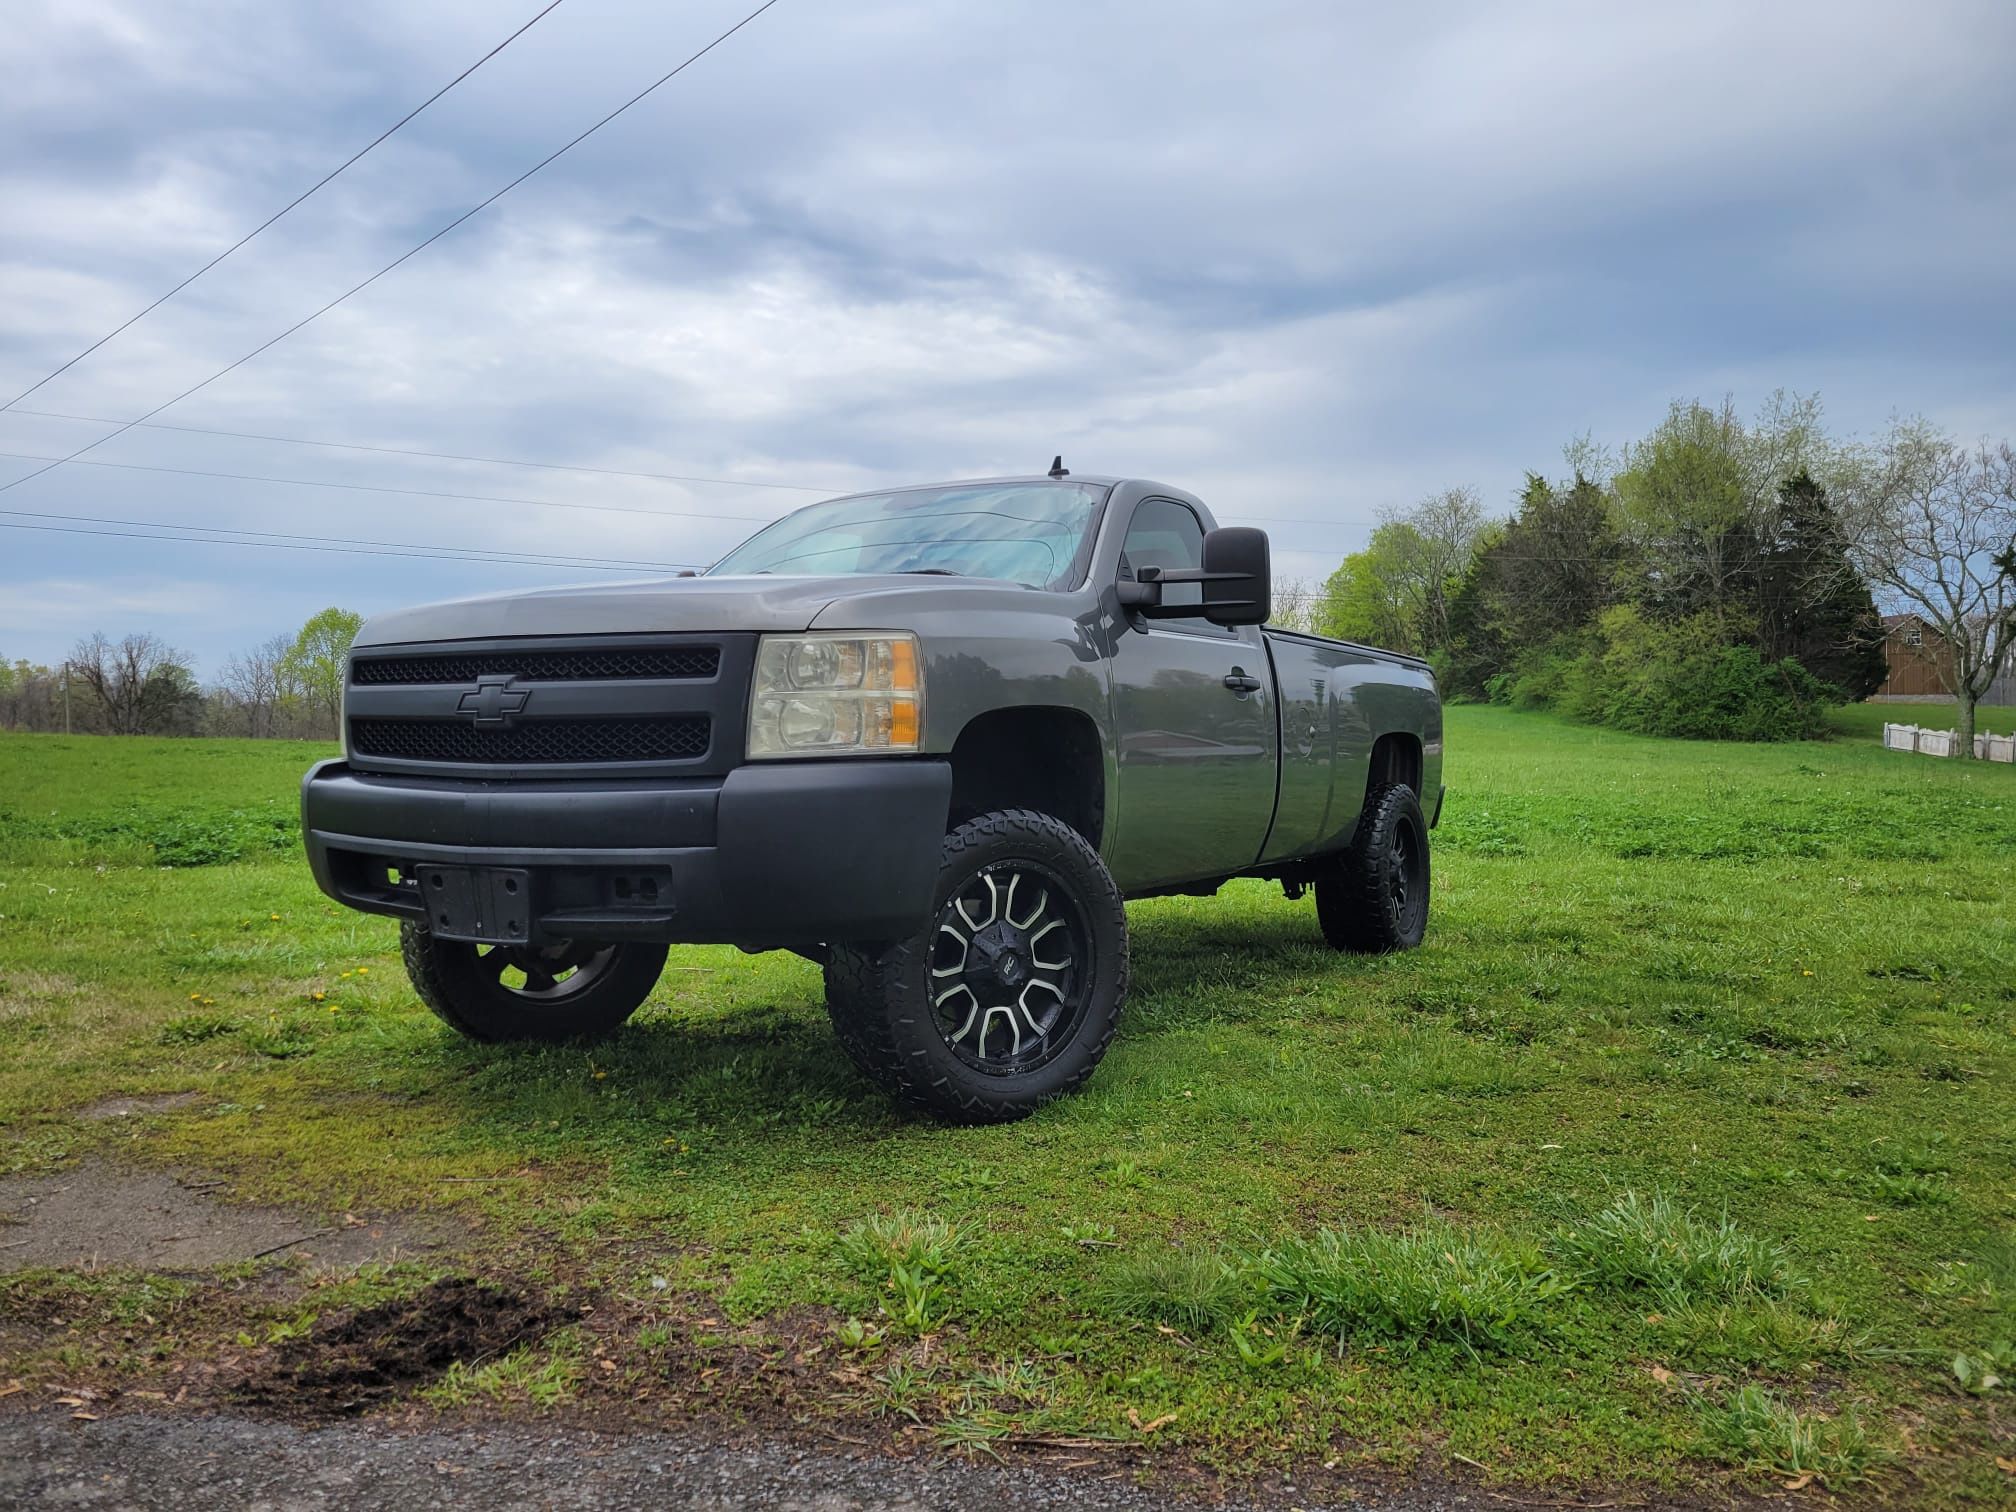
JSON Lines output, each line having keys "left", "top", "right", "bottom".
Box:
{"left": 353, "top": 574, "right": 991, "bottom": 647}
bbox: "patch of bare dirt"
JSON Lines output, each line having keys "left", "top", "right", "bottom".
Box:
{"left": 0, "top": 1162, "right": 458, "bottom": 1272}
{"left": 72, "top": 1093, "right": 199, "bottom": 1121}
{"left": 234, "top": 1278, "right": 574, "bottom": 1416}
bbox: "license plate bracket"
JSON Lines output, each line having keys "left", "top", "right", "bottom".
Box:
{"left": 414, "top": 865, "right": 532, "bottom": 943}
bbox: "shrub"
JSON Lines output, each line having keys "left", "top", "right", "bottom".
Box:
{"left": 1499, "top": 610, "right": 1839, "bottom": 742}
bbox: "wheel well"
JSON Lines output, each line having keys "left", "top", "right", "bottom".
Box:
{"left": 1367, "top": 731, "right": 1423, "bottom": 800}
{"left": 946, "top": 707, "right": 1105, "bottom": 849}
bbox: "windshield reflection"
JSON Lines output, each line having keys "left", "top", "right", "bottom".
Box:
{"left": 708, "top": 483, "right": 1106, "bottom": 589}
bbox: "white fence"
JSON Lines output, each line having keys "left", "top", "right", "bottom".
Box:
{"left": 1883, "top": 723, "right": 2016, "bottom": 762}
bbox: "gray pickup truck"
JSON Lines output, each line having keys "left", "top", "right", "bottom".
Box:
{"left": 303, "top": 470, "right": 1443, "bottom": 1121}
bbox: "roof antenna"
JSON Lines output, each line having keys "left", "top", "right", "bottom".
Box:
{"left": 1048, "top": 454, "right": 1070, "bottom": 478}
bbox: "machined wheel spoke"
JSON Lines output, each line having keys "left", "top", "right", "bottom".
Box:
{"left": 932, "top": 923, "right": 970, "bottom": 977}
{"left": 980, "top": 1005, "right": 1021, "bottom": 1059}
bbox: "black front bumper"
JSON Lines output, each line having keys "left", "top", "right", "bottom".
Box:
{"left": 302, "top": 758, "right": 953, "bottom": 948}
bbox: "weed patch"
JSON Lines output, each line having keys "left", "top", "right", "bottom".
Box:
{"left": 1555, "top": 1192, "right": 1802, "bottom": 1304}
{"left": 1698, "top": 1384, "right": 1893, "bottom": 1487}
{"left": 1250, "top": 1222, "right": 1563, "bottom": 1357}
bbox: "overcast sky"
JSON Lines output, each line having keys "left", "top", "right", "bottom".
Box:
{"left": 3, "top": 0, "right": 2013, "bottom": 675}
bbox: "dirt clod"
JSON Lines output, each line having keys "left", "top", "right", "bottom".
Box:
{"left": 237, "top": 1278, "right": 574, "bottom": 1415}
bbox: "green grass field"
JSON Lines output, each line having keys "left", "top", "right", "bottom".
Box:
{"left": 1825, "top": 700, "right": 2016, "bottom": 742}
{"left": 2, "top": 709, "right": 2011, "bottom": 1504}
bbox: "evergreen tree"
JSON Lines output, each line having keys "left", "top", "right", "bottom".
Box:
{"left": 1441, "top": 473, "right": 1627, "bottom": 696}
{"left": 1757, "top": 471, "right": 1888, "bottom": 697}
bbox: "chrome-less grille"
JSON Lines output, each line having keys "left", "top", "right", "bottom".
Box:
{"left": 343, "top": 633, "right": 752, "bottom": 779}
{"left": 349, "top": 716, "right": 710, "bottom": 765}
{"left": 351, "top": 646, "right": 719, "bottom": 684}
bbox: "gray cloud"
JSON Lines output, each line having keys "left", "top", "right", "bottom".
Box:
{"left": 2, "top": 0, "right": 2012, "bottom": 672}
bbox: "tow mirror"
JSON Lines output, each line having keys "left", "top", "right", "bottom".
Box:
{"left": 1119, "top": 527, "right": 1272, "bottom": 627}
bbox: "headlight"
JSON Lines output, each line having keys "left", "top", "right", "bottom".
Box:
{"left": 748, "top": 632, "right": 922, "bottom": 758}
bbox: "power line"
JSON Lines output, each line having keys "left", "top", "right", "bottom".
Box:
{"left": 0, "top": 449, "right": 783, "bottom": 527}
{"left": 1, "top": 1, "right": 572, "bottom": 413}
{"left": 0, "top": 405, "right": 1455, "bottom": 533}
{"left": 3, "top": 407, "right": 839, "bottom": 493}
{"left": 0, "top": 501, "right": 699, "bottom": 571}
{"left": 0, "top": 0, "right": 785, "bottom": 501}
{"left": 0, "top": 518, "right": 684, "bottom": 573}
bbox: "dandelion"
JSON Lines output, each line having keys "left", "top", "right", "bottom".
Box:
{"left": 269, "top": 913, "right": 281, "bottom": 921}
{"left": 356, "top": 966, "right": 369, "bottom": 975}
{"left": 311, "top": 991, "right": 325, "bottom": 1002}
{"left": 189, "top": 992, "right": 202, "bottom": 1002}
{"left": 593, "top": 1069, "right": 608, "bottom": 1080}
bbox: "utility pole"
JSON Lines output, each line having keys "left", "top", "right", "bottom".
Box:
{"left": 61, "top": 662, "right": 71, "bottom": 735}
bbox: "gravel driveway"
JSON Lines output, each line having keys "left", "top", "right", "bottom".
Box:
{"left": 0, "top": 1411, "right": 1477, "bottom": 1511}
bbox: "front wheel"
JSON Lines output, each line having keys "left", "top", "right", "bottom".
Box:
{"left": 826, "top": 809, "right": 1129, "bottom": 1124}
{"left": 1316, "top": 783, "right": 1430, "bottom": 953}
{"left": 401, "top": 925, "right": 667, "bottom": 1043}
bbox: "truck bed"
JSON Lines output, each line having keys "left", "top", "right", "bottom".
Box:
{"left": 1256, "top": 626, "right": 1442, "bottom": 865}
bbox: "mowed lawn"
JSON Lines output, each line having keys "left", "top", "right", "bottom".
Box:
{"left": 1, "top": 708, "right": 2011, "bottom": 1504}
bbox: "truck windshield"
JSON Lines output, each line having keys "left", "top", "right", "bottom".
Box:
{"left": 707, "top": 482, "right": 1106, "bottom": 590}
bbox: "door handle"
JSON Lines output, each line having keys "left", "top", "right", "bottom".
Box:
{"left": 1223, "top": 670, "right": 1262, "bottom": 694}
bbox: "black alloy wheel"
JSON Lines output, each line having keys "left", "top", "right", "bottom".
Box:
{"left": 401, "top": 923, "right": 668, "bottom": 1043}
{"left": 825, "top": 809, "right": 1130, "bottom": 1123}
{"left": 930, "top": 860, "right": 1091, "bottom": 1076}
{"left": 1315, "top": 782, "right": 1431, "bottom": 953}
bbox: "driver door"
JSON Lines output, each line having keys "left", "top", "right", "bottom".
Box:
{"left": 1105, "top": 498, "right": 1278, "bottom": 891}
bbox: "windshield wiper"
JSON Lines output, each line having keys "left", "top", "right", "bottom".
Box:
{"left": 894, "top": 568, "right": 962, "bottom": 576}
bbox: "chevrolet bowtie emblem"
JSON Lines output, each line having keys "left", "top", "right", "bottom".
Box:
{"left": 458, "top": 675, "right": 532, "bottom": 727}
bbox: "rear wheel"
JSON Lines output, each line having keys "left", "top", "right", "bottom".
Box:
{"left": 826, "top": 809, "right": 1128, "bottom": 1123}
{"left": 1316, "top": 783, "right": 1430, "bottom": 953}
{"left": 401, "top": 924, "right": 666, "bottom": 1043}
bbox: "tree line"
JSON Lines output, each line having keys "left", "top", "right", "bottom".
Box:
{"left": 1310, "top": 396, "right": 2016, "bottom": 753}
{"left": 0, "top": 608, "right": 361, "bottom": 740}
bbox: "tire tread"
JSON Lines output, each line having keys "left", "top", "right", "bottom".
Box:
{"left": 827, "top": 809, "right": 1128, "bottom": 1124}
{"left": 1316, "top": 783, "right": 1429, "bottom": 954}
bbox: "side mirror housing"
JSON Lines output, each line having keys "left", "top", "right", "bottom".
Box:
{"left": 1199, "top": 526, "right": 1270, "bottom": 626}
{"left": 1120, "top": 527, "right": 1272, "bottom": 627}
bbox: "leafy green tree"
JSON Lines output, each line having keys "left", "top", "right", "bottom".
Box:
{"left": 1316, "top": 526, "right": 1424, "bottom": 652}
{"left": 1317, "top": 487, "right": 1489, "bottom": 656}
{"left": 1613, "top": 402, "right": 1756, "bottom": 617}
{"left": 282, "top": 607, "right": 363, "bottom": 738}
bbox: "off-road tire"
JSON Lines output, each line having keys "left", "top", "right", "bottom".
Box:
{"left": 825, "top": 809, "right": 1129, "bottom": 1123}
{"left": 401, "top": 923, "right": 667, "bottom": 1044}
{"left": 1316, "top": 782, "right": 1430, "bottom": 953}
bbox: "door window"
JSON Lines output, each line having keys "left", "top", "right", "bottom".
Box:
{"left": 1121, "top": 498, "right": 1217, "bottom": 625}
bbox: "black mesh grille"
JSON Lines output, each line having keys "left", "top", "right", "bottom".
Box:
{"left": 351, "top": 646, "right": 719, "bottom": 684}
{"left": 348, "top": 716, "right": 710, "bottom": 765}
